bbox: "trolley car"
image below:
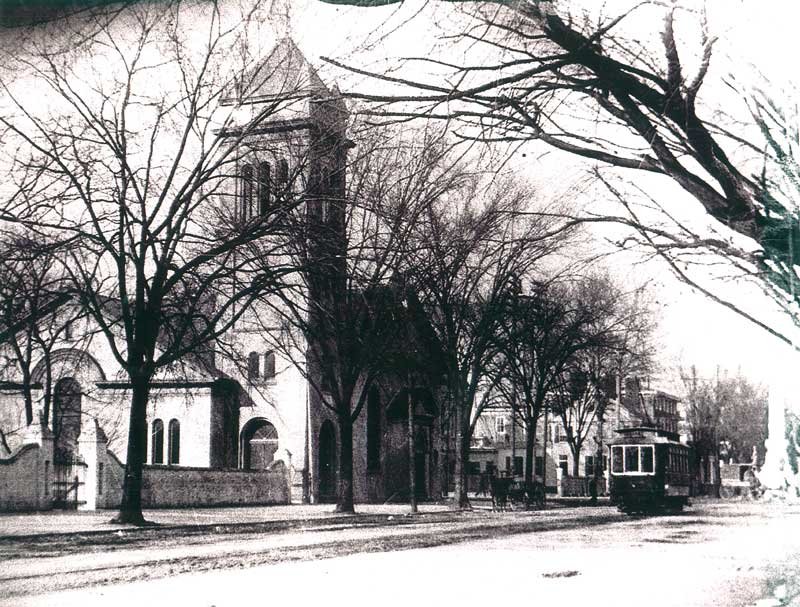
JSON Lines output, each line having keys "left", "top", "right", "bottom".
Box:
{"left": 609, "top": 427, "right": 692, "bottom": 514}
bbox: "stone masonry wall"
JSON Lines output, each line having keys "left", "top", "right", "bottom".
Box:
{"left": 0, "top": 444, "right": 51, "bottom": 511}
{"left": 139, "top": 463, "right": 290, "bottom": 508}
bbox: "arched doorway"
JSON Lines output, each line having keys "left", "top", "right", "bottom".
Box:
{"left": 53, "top": 377, "right": 82, "bottom": 459}
{"left": 240, "top": 418, "right": 279, "bottom": 470}
{"left": 318, "top": 420, "right": 337, "bottom": 503}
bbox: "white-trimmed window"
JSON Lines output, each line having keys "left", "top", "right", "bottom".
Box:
{"left": 558, "top": 454, "right": 569, "bottom": 476}
{"left": 610, "top": 445, "right": 655, "bottom": 475}
{"left": 495, "top": 416, "right": 505, "bottom": 434}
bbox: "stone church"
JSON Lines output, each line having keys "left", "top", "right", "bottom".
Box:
{"left": 0, "top": 38, "right": 444, "bottom": 510}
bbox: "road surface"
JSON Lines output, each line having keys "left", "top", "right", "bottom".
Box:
{"left": 1, "top": 500, "right": 798, "bottom": 607}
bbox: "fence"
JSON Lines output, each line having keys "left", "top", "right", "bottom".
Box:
{"left": 560, "top": 476, "right": 607, "bottom": 497}
{"left": 52, "top": 456, "right": 87, "bottom": 509}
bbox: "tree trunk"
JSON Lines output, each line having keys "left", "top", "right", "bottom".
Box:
{"left": 453, "top": 415, "right": 471, "bottom": 510}
{"left": 592, "top": 415, "right": 604, "bottom": 504}
{"left": 336, "top": 413, "right": 355, "bottom": 513}
{"left": 524, "top": 415, "right": 536, "bottom": 484}
{"left": 408, "top": 389, "right": 417, "bottom": 513}
{"left": 42, "top": 351, "right": 52, "bottom": 426}
{"left": 22, "top": 370, "right": 33, "bottom": 426}
{"left": 113, "top": 374, "right": 151, "bottom": 525}
{"left": 572, "top": 445, "right": 581, "bottom": 477}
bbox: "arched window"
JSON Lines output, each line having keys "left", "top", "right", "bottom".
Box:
{"left": 263, "top": 351, "right": 276, "bottom": 379}
{"left": 151, "top": 419, "right": 164, "bottom": 464}
{"left": 247, "top": 351, "right": 260, "bottom": 380}
{"left": 367, "top": 387, "right": 380, "bottom": 471}
{"left": 168, "top": 419, "right": 180, "bottom": 465}
{"left": 277, "top": 158, "right": 289, "bottom": 191}
{"left": 53, "top": 377, "right": 82, "bottom": 458}
{"left": 258, "top": 161, "right": 271, "bottom": 215}
{"left": 240, "top": 163, "right": 254, "bottom": 220}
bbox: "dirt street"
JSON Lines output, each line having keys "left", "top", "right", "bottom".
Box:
{"left": 1, "top": 500, "right": 798, "bottom": 607}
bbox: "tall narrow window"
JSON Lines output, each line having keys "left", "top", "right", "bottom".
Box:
{"left": 258, "top": 161, "right": 271, "bottom": 215}
{"left": 263, "top": 351, "right": 276, "bottom": 379}
{"left": 277, "top": 158, "right": 289, "bottom": 190}
{"left": 247, "top": 351, "right": 260, "bottom": 380}
{"left": 168, "top": 419, "right": 180, "bottom": 465}
{"left": 151, "top": 419, "right": 164, "bottom": 464}
{"left": 240, "top": 164, "right": 254, "bottom": 220}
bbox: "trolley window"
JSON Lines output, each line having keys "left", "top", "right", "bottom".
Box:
{"left": 624, "top": 446, "right": 639, "bottom": 472}
{"left": 612, "top": 447, "right": 624, "bottom": 473}
{"left": 610, "top": 445, "right": 655, "bottom": 475}
{"left": 641, "top": 447, "right": 654, "bottom": 473}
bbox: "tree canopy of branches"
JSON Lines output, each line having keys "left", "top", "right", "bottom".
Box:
{"left": 682, "top": 366, "right": 768, "bottom": 467}
{"left": 0, "top": 1, "right": 312, "bottom": 524}
{"left": 0, "top": 233, "right": 73, "bottom": 430}
{"left": 320, "top": 0, "right": 800, "bottom": 346}
{"left": 546, "top": 274, "right": 655, "bottom": 477}
{"left": 402, "top": 167, "right": 573, "bottom": 508}
{"left": 490, "top": 272, "right": 645, "bottom": 484}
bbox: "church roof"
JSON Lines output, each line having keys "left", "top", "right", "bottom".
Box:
{"left": 226, "top": 38, "right": 330, "bottom": 105}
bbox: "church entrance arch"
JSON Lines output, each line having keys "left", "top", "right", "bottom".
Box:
{"left": 53, "top": 377, "right": 82, "bottom": 459}
{"left": 240, "top": 418, "right": 279, "bottom": 470}
{"left": 318, "top": 420, "right": 337, "bottom": 503}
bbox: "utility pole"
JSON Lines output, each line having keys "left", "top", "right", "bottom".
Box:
{"left": 542, "top": 400, "right": 548, "bottom": 506}
{"left": 408, "top": 382, "right": 417, "bottom": 513}
{"left": 302, "top": 387, "right": 311, "bottom": 504}
{"left": 511, "top": 382, "right": 517, "bottom": 478}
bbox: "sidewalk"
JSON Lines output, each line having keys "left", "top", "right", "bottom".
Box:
{"left": 0, "top": 502, "right": 454, "bottom": 538}
{"left": 0, "top": 495, "right": 611, "bottom": 539}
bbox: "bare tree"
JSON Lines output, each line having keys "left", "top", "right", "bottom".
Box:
{"left": 403, "top": 169, "right": 573, "bottom": 509}
{"left": 680, "top": 365, "right": 747, "bottom": 494}
{"left": 0, "top": 233, "right": 70, "bottom": 428}
{"left": 491, "top": 275, "right": 602, "bottom": 486}
{"left": 320, "top": 0, "right": 800, "bottom": 345}
{"left": 684, "top": 368, "right": 768, "bottom": 467}
{"left": 0, "top": 1, "right": 311, "bottom": 524}
{"left": 551, "top": 275, "right": 654, "bottom": 478}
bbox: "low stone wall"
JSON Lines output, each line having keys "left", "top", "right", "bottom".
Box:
{"left": 0, "top": 444, "right": 51, "bottom": 511}
{"left": 560, "top": 476, "right": 606, "bottom": 497}
{"left": 140, "top": 463, "right": 291, "bottom": 508}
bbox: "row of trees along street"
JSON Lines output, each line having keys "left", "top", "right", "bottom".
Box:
{"left": 488, "top": 274, "right": 656, "bottom": 489}
{"left": 681, "top": 366, "right": 769, "bottom": 488}
{"left": 320, "top": 0, "right": 800, "bottom": 496}
{"left": 0, "top": 0, "right": 659, "bottom": 518}
{"left": 1, "top": 0, "right": 798, "bottom": 521}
